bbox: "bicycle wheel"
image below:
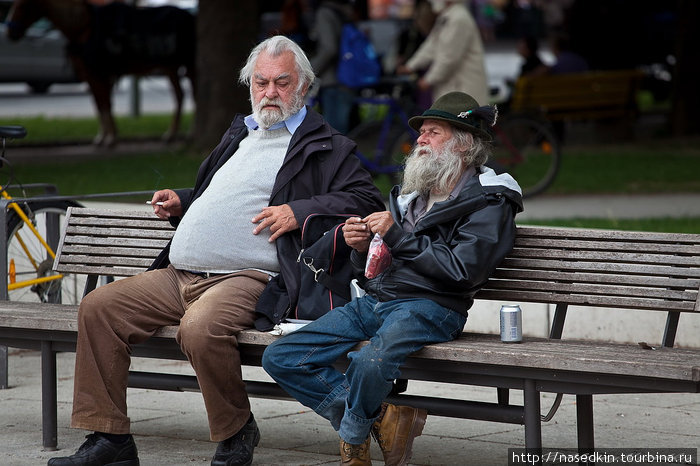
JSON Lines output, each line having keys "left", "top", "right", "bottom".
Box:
{"left": 490, "top": 116, "right": 561, "bottom": 198}
{"left": 347, "top": 120, "right": 415, "bottom": 184}
{"left": 5, "top": 200, "right": 82, "bottom": 304}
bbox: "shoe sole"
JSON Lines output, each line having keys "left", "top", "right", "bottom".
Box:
{"left": 394, "top": 408, "right": 427, "bottom": 466}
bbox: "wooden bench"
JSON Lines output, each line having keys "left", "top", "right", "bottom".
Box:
{"left": 1, "top": 206, "right": 699, "bottom": 461}
{"left": 510, "top": 70, "right": 644, "bottom": 122}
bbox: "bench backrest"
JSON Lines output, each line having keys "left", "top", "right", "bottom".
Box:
{"left": 55, "top": 208, "right": 700, "bottom": 316}
{"left": 510, "top": 70, "right": 644, "bottom": 121}
{"left": 477, "top": 225, "right": 700, "bottom": 320}
{"left": 54, "top": 207, "right": 175, "bottom": 278}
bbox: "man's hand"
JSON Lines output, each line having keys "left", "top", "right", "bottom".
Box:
{"left": 343, "top": 212, "right": 395, "bottom": 253}
{"left": 252, "top": 204, "right": 298, "bottom": 242}
{"left": 343, "top": 217, "right": 371, "bottom": 253}
{"left": 363, "top": 211, "right": 395, "bottom": 237}
{"left": 150, "top": 189, "right": 182, "bottom": 219}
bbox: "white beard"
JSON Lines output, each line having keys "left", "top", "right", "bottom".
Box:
{"left": 251, "top": 93, "right": 304, "bottom": 129}
{"left": 401, "top": 142, "right": 465, "bottom": 197}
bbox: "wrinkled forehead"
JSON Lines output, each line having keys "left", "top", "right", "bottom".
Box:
{"left": 252, "top": 51, "right": 298, "bottom": 82}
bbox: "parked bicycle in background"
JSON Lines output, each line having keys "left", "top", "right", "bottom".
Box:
{"left": 0, "top": 125, "right": 82, "bottom": 304}
{"left": 309, "top": 76, "right": 561, "bottom": 199}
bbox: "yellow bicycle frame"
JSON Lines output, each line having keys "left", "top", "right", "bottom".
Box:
{"left": 3, "top": 190, "right": 64, "bottom": 292}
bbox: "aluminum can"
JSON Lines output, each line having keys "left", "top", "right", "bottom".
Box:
{"left": 500, "top": 305, "right": 522, "bottom": 343}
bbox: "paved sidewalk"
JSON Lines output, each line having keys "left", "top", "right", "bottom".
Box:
{"left": 2, "top": 347, "right": 699, "bottom": 466}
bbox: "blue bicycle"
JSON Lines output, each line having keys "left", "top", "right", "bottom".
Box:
{"left": 346, "top": 77, "right": 419, "bottom": 184}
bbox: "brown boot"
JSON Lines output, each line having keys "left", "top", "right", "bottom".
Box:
{"left": 371, "top": 403, "right": 427, "bottom": 466}
{"left": 339, "top": 436, "right": 372, "bottom": 465}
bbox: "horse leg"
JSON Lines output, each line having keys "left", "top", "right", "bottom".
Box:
{"left": 87, "top": 76, "right": 117, "bottom": 147}
{"left": 163, "top": 70, "right": 183, "bottom": 143}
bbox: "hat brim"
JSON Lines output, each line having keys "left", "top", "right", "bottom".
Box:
{"left": 408, "top": 114, "right": 493, "bottom": 141}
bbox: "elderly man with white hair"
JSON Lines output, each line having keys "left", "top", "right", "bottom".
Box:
{"left": 48, "top": 35, "right": 384, "bottom": 466}
{"left": 263, "top": 91, "right": 523, "bottom": 465}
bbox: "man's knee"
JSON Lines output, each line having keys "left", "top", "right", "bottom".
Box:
{"left": 348, "top": 345, "right": 399, "bottom": 381}
{"left": 77, "top": 286, "right": 113, "bottom": 328}
{"left": 177, "top": 317, "right": 214, "bottom": 353}
{"left": 261, "top": 340, "right": 285, "bottom": 377}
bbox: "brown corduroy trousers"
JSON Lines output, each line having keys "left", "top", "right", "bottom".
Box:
{"left": 70, "top": 264, "right": 269, "bottom": 442}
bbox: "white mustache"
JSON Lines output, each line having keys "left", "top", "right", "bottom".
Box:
{"left": 259, "top": 98, "right": 282, "bottom": 108}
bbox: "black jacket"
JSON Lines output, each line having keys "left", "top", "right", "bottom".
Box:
{"left": 150, "top": 107, "right": 385, "bottom": 328}
{"left": 356, "top": 166, "right": 523, "bottom": 316}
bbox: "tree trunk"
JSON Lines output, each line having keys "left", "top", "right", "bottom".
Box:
{"left": 194, "top": 0, "right": 259, "bottom": 150}
{"left": 670, "top": 0, "right": 700, "bottom": 136}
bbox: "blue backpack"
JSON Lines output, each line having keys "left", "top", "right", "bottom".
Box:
{"left": 336, "top": 23, "right": 381, "bottom": 88}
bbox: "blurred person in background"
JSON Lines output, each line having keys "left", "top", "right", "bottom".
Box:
{"left": 308, "top": 0, "right": 357, "bottom": 134}
{"left": 397, "top": 0, "right": 489, "bottom": 106}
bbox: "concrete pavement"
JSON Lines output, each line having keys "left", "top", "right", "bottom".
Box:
{"left": 2, "top": 348, "right": 699, "bottom": 466}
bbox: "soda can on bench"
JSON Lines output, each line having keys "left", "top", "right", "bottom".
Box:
{"left": 500, "top": 305, "right": 522, "bottom": 343}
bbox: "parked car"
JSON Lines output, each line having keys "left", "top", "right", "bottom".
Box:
{"left": 0, "top": 10, "right": 80, "bottom": 93}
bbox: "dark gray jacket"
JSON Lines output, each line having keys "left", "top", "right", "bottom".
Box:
{"left": 356, "top": 166, "right": 523, "bottom": 316}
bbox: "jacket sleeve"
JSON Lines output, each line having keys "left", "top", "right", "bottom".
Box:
{"left": 383, "top": 196, "right": 517, "bottom": 289}
{"left": 283, "top": 135, "right": 385, "bottom": 224}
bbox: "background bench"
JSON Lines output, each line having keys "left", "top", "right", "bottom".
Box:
{"left": 1, "top": 207, "right": 698, "bottom": 463}
{"left": 510, "top": 70, "right": 644, "bottom": 123}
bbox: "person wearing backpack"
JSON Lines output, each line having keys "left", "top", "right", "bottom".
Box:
{"left": 309, "top": 0, "right": 359, "bottom": 134}
{"left": 263, "top": 91, "right": 523, "bottom": 465}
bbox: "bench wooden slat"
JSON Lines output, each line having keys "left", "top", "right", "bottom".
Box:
{"left": 499, "top": 257, "right": 700, "bottom": 279}
{"left": 65, "top": 225, "right": 175, "bottom": 239}
{"left": 60, "top": 244, "right": 166, "bottom": 258}
{"left": 56, "top": 264, "right": 151, "bottom": 277}
{"left": 491, "top": 268, "right": 698, "bottom": 290}
{"left": 484, "top": 279, "right": 696, "bottom": 302}
{"left": 515, "top": 225, "right": 700, "bottom": 244}
{"left": 515, "top": 237, "right": 699, "bottom": 255}
{"left": 60, "top": 236, "right": 171, "bottom": 249}
{"left": 510, "top": 247, "right": 698, "bottom": 267}
{"left": 475, "top": 289, "right": 697, "bottom": 312}
{"left": 57, "top": 254, "right": 155, "bottom": 268}
{"left": 68, "top": 216, "right": 174, "bottom": 229}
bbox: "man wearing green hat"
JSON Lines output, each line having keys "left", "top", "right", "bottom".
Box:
{"left": 263, "top": 92, "right": 523, "bottom": 465}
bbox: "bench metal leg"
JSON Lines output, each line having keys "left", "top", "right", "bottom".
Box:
{"left": 497, "top": 387, "right": 510, "bottom": 405}
{"left": 41, "top": 341, "right": 58, "bottom": 450}
{"left": 662, "top": 311, "right": 680, "bottom": 348}
{"left": 576, "top": 394, "right": 595, "bottom": 452}
{"left": 0, "top": 344, "right": 7, "bottom": 389}
{"left": 523, "top": 379, "right": 542, "bottom": 465}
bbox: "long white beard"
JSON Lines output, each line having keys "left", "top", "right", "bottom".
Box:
{"left": 401, "top": 142, "right": 464, "bottom": 197}
{"left": 251, "top": 93, "right": 304, "bottom": 129}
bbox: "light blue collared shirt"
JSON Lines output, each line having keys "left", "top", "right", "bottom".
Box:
{"left": 244, "top": 106, "right": 307, "bottom": 135}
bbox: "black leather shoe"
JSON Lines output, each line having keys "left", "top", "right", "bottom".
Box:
{"left": 211, "top": 414, "right": 261, "bottom": 466}
{"left": 47, "top": 433, "right": 139, "bottom": 466}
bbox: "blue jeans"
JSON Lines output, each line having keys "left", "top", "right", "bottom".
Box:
{"left": 262, "top": 295, "right": 467, "bottom": 444}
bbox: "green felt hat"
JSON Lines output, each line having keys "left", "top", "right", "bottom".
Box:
{"left": 408, "top": 91, "right": 496, "bottom": 141}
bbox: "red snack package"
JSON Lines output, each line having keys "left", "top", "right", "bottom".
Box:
{"left": 365, "top": 233, "right": 392, "bottom": 279}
